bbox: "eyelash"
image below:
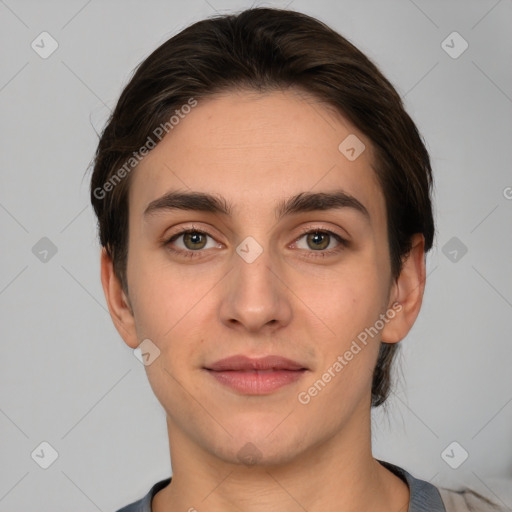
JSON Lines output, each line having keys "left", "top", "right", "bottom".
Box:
{"left": 163, "top": 225, "right": 348, "bottom": 260}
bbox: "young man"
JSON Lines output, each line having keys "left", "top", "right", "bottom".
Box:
{"left": 90, "top": 7, "right": 503, "bottom": 512}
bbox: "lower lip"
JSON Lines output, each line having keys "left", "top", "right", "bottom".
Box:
{"left": 206, "top": 369, "right": 306, "bottom": 394}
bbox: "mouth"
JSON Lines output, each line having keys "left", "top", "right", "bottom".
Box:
{"left": 204, "top": 355, "right": 308, "bottom": 395}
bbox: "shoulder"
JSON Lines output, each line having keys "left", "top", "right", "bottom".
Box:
{"left": 438, "top": 487, "right": 508, "bottom": 512}
{"left": 379, "top": 460, "right": 508, "bottom": 512}
{"left": 114, "top": 478, "right": 171, "bottom": 512}
{"left": 379, "top": 460, "right": 446, "bottom": 511}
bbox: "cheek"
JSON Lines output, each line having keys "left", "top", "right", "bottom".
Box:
{"left": 126, "top": 250, "right": 177, "bottom": 338}
{"left": 127, "top": 254, "right": 215, "bottom": 357}
{"left": 305, "top": 262, "right": 385, "bottom": 336}
{"left": 297, "top": 273, "right": 384, "bottom": 412}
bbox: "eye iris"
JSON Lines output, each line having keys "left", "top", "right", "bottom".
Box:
{"left": 307, "top": 231, "right": 329, "bottom": 250}
{"left": 184, "top": 232, "right": 206, "bottom": 250}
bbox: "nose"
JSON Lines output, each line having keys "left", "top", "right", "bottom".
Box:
{"left": 219, "top": 239, "right": 293, "bottom": 334}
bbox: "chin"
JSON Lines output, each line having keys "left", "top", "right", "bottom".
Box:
{"left": 204, "top": 421, "right": 311, "bottom": 469}
{"left": 218, "top": 442, "right": 303, "bottom": 469}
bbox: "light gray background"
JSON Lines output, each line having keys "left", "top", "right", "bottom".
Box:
{"left": 1, "top": 0, "right": 511, "bottom": 510}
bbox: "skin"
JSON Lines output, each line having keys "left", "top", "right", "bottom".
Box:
{"left": 101, "top": 88, "right": 426, "bottom": 512}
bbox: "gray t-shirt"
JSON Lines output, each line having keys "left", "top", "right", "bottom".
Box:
{"left": 115, "top": 461, "right": 504, "bottom": 512}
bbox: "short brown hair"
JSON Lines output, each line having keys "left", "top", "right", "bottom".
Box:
{"left": 90, "top": 7, "right": 434, "bottom": 407}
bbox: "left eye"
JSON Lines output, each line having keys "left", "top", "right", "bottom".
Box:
{"left": 294, "top": 230, "right": 343, "bottom": 251}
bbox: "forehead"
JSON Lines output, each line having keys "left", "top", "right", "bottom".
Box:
{"left": 129, "top": 88, "right": 386, "bottom": 226}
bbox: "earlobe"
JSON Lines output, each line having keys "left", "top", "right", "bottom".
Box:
{"left": 381, "top": 234, "right": 426, "bottom": 344}
{"left": 100, "top": 248, "right": 139, "bottom": 349}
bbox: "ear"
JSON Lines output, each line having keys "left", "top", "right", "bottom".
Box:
{"left": 381, "top": 233, "right": 426, "bottom": 344}
{"left": 100, "top": 247, "right": 139, "bottom": 349}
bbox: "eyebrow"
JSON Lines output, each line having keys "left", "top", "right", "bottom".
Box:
{"left": 143, "top": 189, "right": 370, "bottom": 222}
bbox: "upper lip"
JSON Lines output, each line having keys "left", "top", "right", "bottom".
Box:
{"left": 205, "top": 355, "right": 307, "bottom": 371}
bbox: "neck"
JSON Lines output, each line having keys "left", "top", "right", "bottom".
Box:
{"left": 153, "top": 405, "right": 409, "bottom": 512}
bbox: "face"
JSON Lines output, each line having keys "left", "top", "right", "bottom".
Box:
{"left": 118, "top": 88, "right": 400, "bottom": 466}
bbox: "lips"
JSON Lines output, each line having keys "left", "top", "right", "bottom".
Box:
{"left": 205, "top": 355, "right": 307, "bottom": 372}
{"left": 204, "top": 355, "right": 308, "bottom": 395}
